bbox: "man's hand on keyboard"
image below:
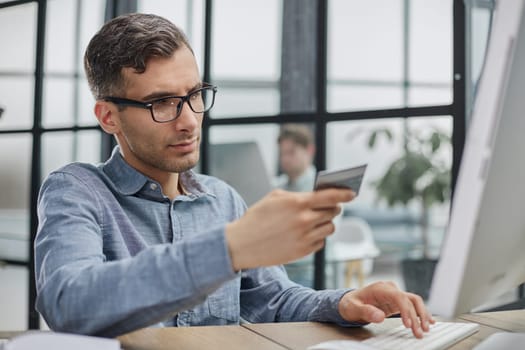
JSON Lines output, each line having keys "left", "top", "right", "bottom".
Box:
{"left": 337, "top": 281, "right": 435, "bottom": 339}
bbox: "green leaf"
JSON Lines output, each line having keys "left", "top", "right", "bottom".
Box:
{"left": 368, "top": 131, "right": 377, "bottom": 148}
{"left": 430, "top": 132, "right": 441, "bottom": 153}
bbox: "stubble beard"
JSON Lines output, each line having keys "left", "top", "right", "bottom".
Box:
{"left": 149, "top": 146, "right": 200, "bottom": 173}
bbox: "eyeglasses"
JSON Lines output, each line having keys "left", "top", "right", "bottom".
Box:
{"left": 103, "top": 83, "right": 217, "bottom": 123}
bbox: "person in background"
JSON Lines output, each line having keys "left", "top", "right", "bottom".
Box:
{"left": 274, "top": 124, "right": 317, "bottom": 192}
{"left": 34, "top": 13, "right": 433, "bottom": 338}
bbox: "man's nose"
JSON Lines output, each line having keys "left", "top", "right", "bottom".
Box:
{"left": 173, "top": 101, "right": 200, "bottom": 130}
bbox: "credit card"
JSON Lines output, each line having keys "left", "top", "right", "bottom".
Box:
{"left": 314, "top": 164, "right": 367, "bottom": 194}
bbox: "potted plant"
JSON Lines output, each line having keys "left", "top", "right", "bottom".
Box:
{"left": 365, "top": 124, "right": 451, "bottom": 299}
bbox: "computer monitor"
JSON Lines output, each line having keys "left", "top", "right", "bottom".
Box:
{"left": 208, "top": 141, "right": 273, "bottom": 206}
{"left": 428, "top": 0, "right": 525, "bottom": 318}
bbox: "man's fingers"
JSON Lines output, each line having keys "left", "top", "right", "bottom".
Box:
{"left": 408, "top": 293, "right": 435, "bottom": 331}
{"left": 306, "top": 221, "right": 336, "bottom": 243}
{"left": 401, "top": 293, "right": 435, "bottom": 337}
{"left": 395, "top": 294, "right": 424, "bottom": 338}
{"left": 298, "top": 206, "right": 341, "bottom": 231}
{"left": 309, "top": 188, "right": 355, "bottom": 209}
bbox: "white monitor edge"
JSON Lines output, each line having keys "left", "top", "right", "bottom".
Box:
{"left": 428, "top": 0, "right": 525, "bottom": 319}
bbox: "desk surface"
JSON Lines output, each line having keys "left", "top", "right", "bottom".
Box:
{"left": 118, "top": 325, "right": 284, "bottom": 350}
{"left": 116, "top": 310, "right": 525, "bottom": 350}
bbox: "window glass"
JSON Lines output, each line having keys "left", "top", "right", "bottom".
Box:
{"left": 41, "top": 130, "right": 102, "bottom": 179}
{"left": 328, "top": 0, "right": 403, "bottom": 82}
{"left": 0, "top": 77, "right": 34, "bottom": 130}
{"left": 78, "top": 0, "right": 105, "bottom": 72}
{"left": 327, "top": 85, "right": 403, "bottom": 112}
{"left": 137, "top": 0, "right": 206, "bottom": 73}
{"left": 0, "top": 134, "right": 31, "bottom": 263}
{"left": 0, "top": 3, "right": 36, "bottom": 130}
{"left": 408, "top": 86, "right": 451, "bottom": 106}
{"left": 0, "top": 3, "right": 37, "bottom": 331}
{"left": 78, "top": 78, "right": 97, "bottom": 126}
{"left": 0, "top": 266, "right": 28, "bottom": 330}
{"left": 76, "top": 130, "right": 103, "bottom": 165}
{"left": 327, "top": 0, "right": 403, "bottom": 112}
{"left": 211, "top": 0, "right": 281, "bottom": 80}
{"left": 0, "top": 3, "right": 36, "bottom": 71}
{"left": 42, "top": 78, "right": 75, "bottom": 127}
{"left": 44, "top": 0, "right": 104, "bottom": 128}
{"left": 0, "top": 134, "right": 31, "bottom": 212}
{"left": 409, "top": 0, "right": 453, "bottom": 106}
{"left": 328, "top": 0, "right": 453, "bottom": 111}
{"left": 409, "top": 0, "right": 453, "bottom": 83}
{"left": 210, "top": 87, "right": 279, "bottom": 118}
{"left": 139, "top": 0, "right": 189, "bottom": 26}
{"left": 45, "top": 0, "right": 77, "bottom": 73}
{"left": 326, "top": 116, "right": 452, "bottom": 293}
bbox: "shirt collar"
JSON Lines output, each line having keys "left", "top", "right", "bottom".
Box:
{"left": 101, "top": 146, "right": 214, "bottom": 198}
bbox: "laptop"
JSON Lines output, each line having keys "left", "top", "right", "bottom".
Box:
{"left": 208, "top": 141, "right": 273, "bottom": 206}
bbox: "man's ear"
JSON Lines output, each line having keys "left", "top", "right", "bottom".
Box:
{"left": 94, "top": 101, "right": 119, "bottom": 134}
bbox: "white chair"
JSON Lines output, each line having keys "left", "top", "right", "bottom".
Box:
{"left": 328, "top": 216, "right": 380, "bottom": 288}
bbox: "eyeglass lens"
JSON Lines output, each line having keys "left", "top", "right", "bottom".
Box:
{"left": 152, "top": 88, "right": 214, "bottom": 122}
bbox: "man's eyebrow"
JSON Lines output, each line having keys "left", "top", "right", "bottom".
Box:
{"left": 141, "top": 82, "right": 203, "bottom": 102}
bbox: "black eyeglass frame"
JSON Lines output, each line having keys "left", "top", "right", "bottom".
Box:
{"left": 103, "top": 83, "right": 217, "bottom": 123}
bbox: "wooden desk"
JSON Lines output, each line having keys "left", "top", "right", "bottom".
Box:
{"left": 2, "top": 310, "right": 521, "bottom": 349}
{"left": 459, "top": 309, "right": 525, "bottom": 332}
{"left": 116, "top": 310, "right": 525, "bottom": 350}
{"left": 118, "top": 325, "right": 285, "bottom": 350}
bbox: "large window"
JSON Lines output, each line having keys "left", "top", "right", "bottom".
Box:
{"left": 324, "top": 0, "right": 454, "bottom": 295}
{"left": 210, "top": 0, "right": 282, "bottom": 118}
{"left": 0, "top": 0, "right": 107, "bottom": 330}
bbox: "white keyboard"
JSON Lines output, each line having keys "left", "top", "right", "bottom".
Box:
{"left": 362, "top": 321, "right": 479, "bottom": 350}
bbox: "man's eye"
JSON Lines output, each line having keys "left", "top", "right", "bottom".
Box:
{"left": 157, "top": 98, "right": 177, "bottom": 106}
{"left": 190, "top": 91, "right": 202, "bottom": 100}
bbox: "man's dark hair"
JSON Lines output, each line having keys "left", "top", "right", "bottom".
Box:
{"left": 84, "top": 13, "right": 193, "bottom": 99}
{"left": 278, "top": 124, "right": 315, "bottom": 148}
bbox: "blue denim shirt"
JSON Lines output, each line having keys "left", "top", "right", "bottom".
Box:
{"left": 35, "top": 147, "right": 353, "bottom": 337}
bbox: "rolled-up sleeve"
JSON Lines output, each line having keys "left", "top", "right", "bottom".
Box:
{"left": 240, "top": 265, "right": 361, "bottom": 326}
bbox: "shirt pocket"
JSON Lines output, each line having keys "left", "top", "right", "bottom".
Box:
{"left": 207, "top": 278, "right": 240, "bottom": 323}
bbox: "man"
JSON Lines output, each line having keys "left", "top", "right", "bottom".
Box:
{"left": 35, "top": 13, "right": 433, "bottom": 338}
{"left": 274, "top": 124, "right": 317, "bottom": 192}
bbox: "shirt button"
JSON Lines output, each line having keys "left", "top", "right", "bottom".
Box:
{"left": 149, "top": 183, "right": 158, "bottom": 191}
